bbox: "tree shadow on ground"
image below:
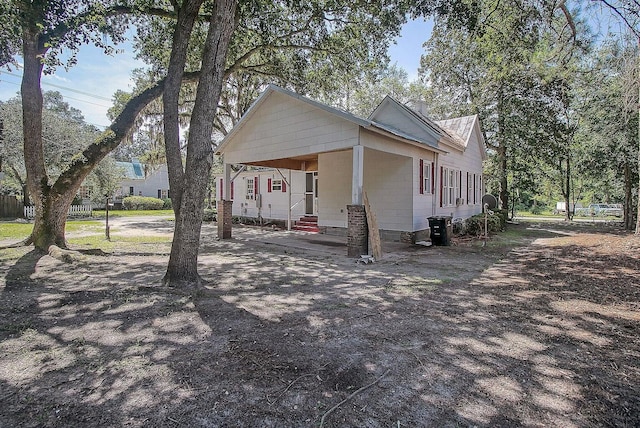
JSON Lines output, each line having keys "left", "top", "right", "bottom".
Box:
{"left": 0, "top": 225, "right": 638, "bottom": 427}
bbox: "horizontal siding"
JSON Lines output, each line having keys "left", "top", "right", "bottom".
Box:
{"left": 224, "top": 92, "right": 359, "bottom": 164}
{"left": 221, "top": 170, "right": 306, "bottom": 220}
{"left": 363, "top": 148, "right": 413, "bottom": 231}
{"left": 318, "top": 150, "right": 352, "bottom": 228}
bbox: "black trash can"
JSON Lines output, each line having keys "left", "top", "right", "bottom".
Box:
{"left": 428, "top": 216, "right": 452, "bottom": 246}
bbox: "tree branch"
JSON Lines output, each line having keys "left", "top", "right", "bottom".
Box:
{"left": 45, "top": 5, "right": 177, "bottom": 46}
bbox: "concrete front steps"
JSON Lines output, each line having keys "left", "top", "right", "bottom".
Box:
{"left": 293, "top": 216, "right": 319, "bottom": 233}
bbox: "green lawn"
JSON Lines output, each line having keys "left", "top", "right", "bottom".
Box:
{"left": 0, "top": 210, "right": 174, "bottom": 241}
{"left": 0, "top": 219, "right": 104, "bottom": 241}
{"left": 91, "top": 209, "right": 175, "bottom": 219}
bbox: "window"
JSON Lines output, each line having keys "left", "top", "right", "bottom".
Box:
{"left": 267, "top": 178, "right": 286, "bottom": 192}
{"left": 423, "top": 161, "right": 432, "bottom": 194}
{"left": 442, "top": 167, "right": 460, "bottom": 206}
{"left": 471, "top": 173, "right": 483, "bottom": 204}
{"left": 161, "top": 190, "right": 168, "bottom": 199}
{"left": 246, "top": 178, "right": 254, "bottom": 200}
{"left": 129, "top": 186, "right": 134, "bottom": 196}
{"left": 78, "top": 186, "right": 92, "bottom": 199}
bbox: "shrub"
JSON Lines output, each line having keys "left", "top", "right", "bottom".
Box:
{"left": 463, "top": 212, "right": 503, "bottom": 236}
{"left": 530, "top": 204, "right": 545, "bottom": 215}
{"left": 496, "top": 209, "right": 509, "bottom": 227}
{"left": 162, "top": 198, "right": 172, "bottom": 209}
{"left": 203, "top": 208, "right": 217, "bottom": 222}
{"left": 122, "top": 196, "right": 165, "bottom": 210}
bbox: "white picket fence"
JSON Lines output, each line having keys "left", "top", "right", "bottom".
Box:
{"left": 23, "top": 204, "right": 93, "bottom": 219}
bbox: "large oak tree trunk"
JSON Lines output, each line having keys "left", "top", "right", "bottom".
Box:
{"left": 163, "top": 0, "right": 238, "bottom": 287}
{"left": 20, "top": 13, "right": 167, "bottom": 251}
{"left": 21, "top": 23, "right": 59, "bottom": 248}
{"left": 163, "top": 0, "right": 205, "bottom": 218}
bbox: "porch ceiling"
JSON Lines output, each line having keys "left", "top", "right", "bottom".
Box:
{"left": 241, "top": 154, "right": 319, "bottom": 171}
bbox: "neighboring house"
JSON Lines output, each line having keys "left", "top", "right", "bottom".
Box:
{"left": 114, "top": 159, "right": 170, "bottom": 202}
{"left": 215, "top": 84, "right": 486, "bottom": 256}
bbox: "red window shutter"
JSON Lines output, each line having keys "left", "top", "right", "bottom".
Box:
{"left": 231, "top": 181, "right": 234, "bottom": 200}
{"left": 431, "top": 162, "right": 435, "bottom": 193}
{"left": 267, "top": 178, "right": 272, "bottom": 193}
{"left": 439, "top": 166, "right": 443, "bottom": 207}
{"left": 254, "top": 176, "right": 258, "bottom": 196}
{"left": 219, "top": 178, "right": 223, "bottom": 199}
{"left": 282, "top": 180, "right": 286, "bottom": 192}
{"left": 419, "top": 159, "right": 424, "bottom": 194}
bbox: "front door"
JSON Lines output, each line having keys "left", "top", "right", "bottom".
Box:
{"left": 305, "top": 172, "right": 318, "bottom": 215}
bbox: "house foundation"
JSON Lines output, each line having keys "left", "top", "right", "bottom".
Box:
{"left": 347, "top": 204, "right": 368, "bottom": 257}
{"left": 217, "top": 200, "right": 233, "bottom": 239}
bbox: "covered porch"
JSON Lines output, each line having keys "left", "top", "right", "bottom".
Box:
{"left": 217, "top": 145, "right": 373, "bottom": 257}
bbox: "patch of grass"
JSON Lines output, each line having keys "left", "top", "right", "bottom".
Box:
{"left": 68, "top": 234, "right": 172, "bottom": 252}
{"left": 66, "top": 220, "right": 103, "bottom": 232}
{"left": 0, "top": 220, "right": 103, "bottom": 241}
{"left": 117, "top": 236, "right": 172, "bottom": 245}
{"left": 0, "top": 222, "right": 33, "bottom": 240}
{"left": 515, "top": 211, "right": 558, "bottom": 217}
{"left": 0, "top": 247, "right": 31, "bottom": 262}
{"left": 91, "top": 210, "right": 175, "bottom": 219}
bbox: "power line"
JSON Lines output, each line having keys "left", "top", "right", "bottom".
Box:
{"left": 0, "top": 77, "right": 111, "bottom": 109}
{"left": 0, "top": 70, "right": 113, "bottom": 102}
{"left": 1, "top": 77, "right": 110, "bottom": 129}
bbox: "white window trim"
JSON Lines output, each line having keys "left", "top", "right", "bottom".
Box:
{"left": 246, "top": 178, "right": 254, "bottom": 200}
{"left": 442, "top": 166, "right": 460, "bottom": 207}
{"left": 423, "top": 161, "right": 432, "bottom": 195}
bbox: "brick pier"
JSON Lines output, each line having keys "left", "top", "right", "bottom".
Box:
{"left": 217, "top": 200, "right": 233, "bottom": 239}
{"left": 347, "top": 204, "right": 367, "bottom": 257}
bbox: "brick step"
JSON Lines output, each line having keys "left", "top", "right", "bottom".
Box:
{"left": 293, "top": 215, "right": 319, "bottom": 233}
{"left": 293, "top": 225, "right": 321, "bottom": 233}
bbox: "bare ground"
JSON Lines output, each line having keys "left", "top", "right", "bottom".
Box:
{"left": 0, "top": 220, "right": 638, "bottom": 427}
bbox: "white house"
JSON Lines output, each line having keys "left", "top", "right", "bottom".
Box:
{"left": 114, "top": 160, "right": 171, "bottom": 201}
{"left": 215, "top": 85, "right": 486, "bottom": 256}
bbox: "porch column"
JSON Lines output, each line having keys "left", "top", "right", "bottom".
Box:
{"left": 218, "top": 163, "right": 233, "bottom": 239}
{"left": 351, "top": 145, "right": 364, "bottom": 205}
{"left": 347, "top": 145, "right": 367, "bottom": 256}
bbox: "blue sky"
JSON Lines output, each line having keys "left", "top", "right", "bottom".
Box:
{"left": 0, "top": 19, "right": 433, "bottom": 128}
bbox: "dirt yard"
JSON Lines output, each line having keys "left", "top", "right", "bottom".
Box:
{"left": 0, "top": 219, "right": 638, "bottom": 427}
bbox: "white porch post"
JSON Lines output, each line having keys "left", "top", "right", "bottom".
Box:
{"left": 287, "top": 169, "right": 292, "bottom": 231}
{"left": 352, "top": 145, "right": 364, "bottom": 205}
{"left": 276, "top": 168, "right": 293, "bottom": 231}
{"left": 347, "top": 145, "right": 367, "bottom": 257}
{"left": 223, "top": 163, "right": 232, "bottom": 199}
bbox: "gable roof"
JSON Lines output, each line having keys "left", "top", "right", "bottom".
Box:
{"left": 116, "top": 160, "right": 145, "bottom": 180}
{"left": 216, "top": 84, "right": 446, "bottom": 156}
{"left": 369, "top": 96, "right": 444, "bottom": 143}
{"left": 369, "top": 96, "right": 474, "bottom": 152}
{"left": 435, "top": 115, "right": 476, "bottom": 147}
{"left": 435, "top": 115, "right": 487, "bottom": 160}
